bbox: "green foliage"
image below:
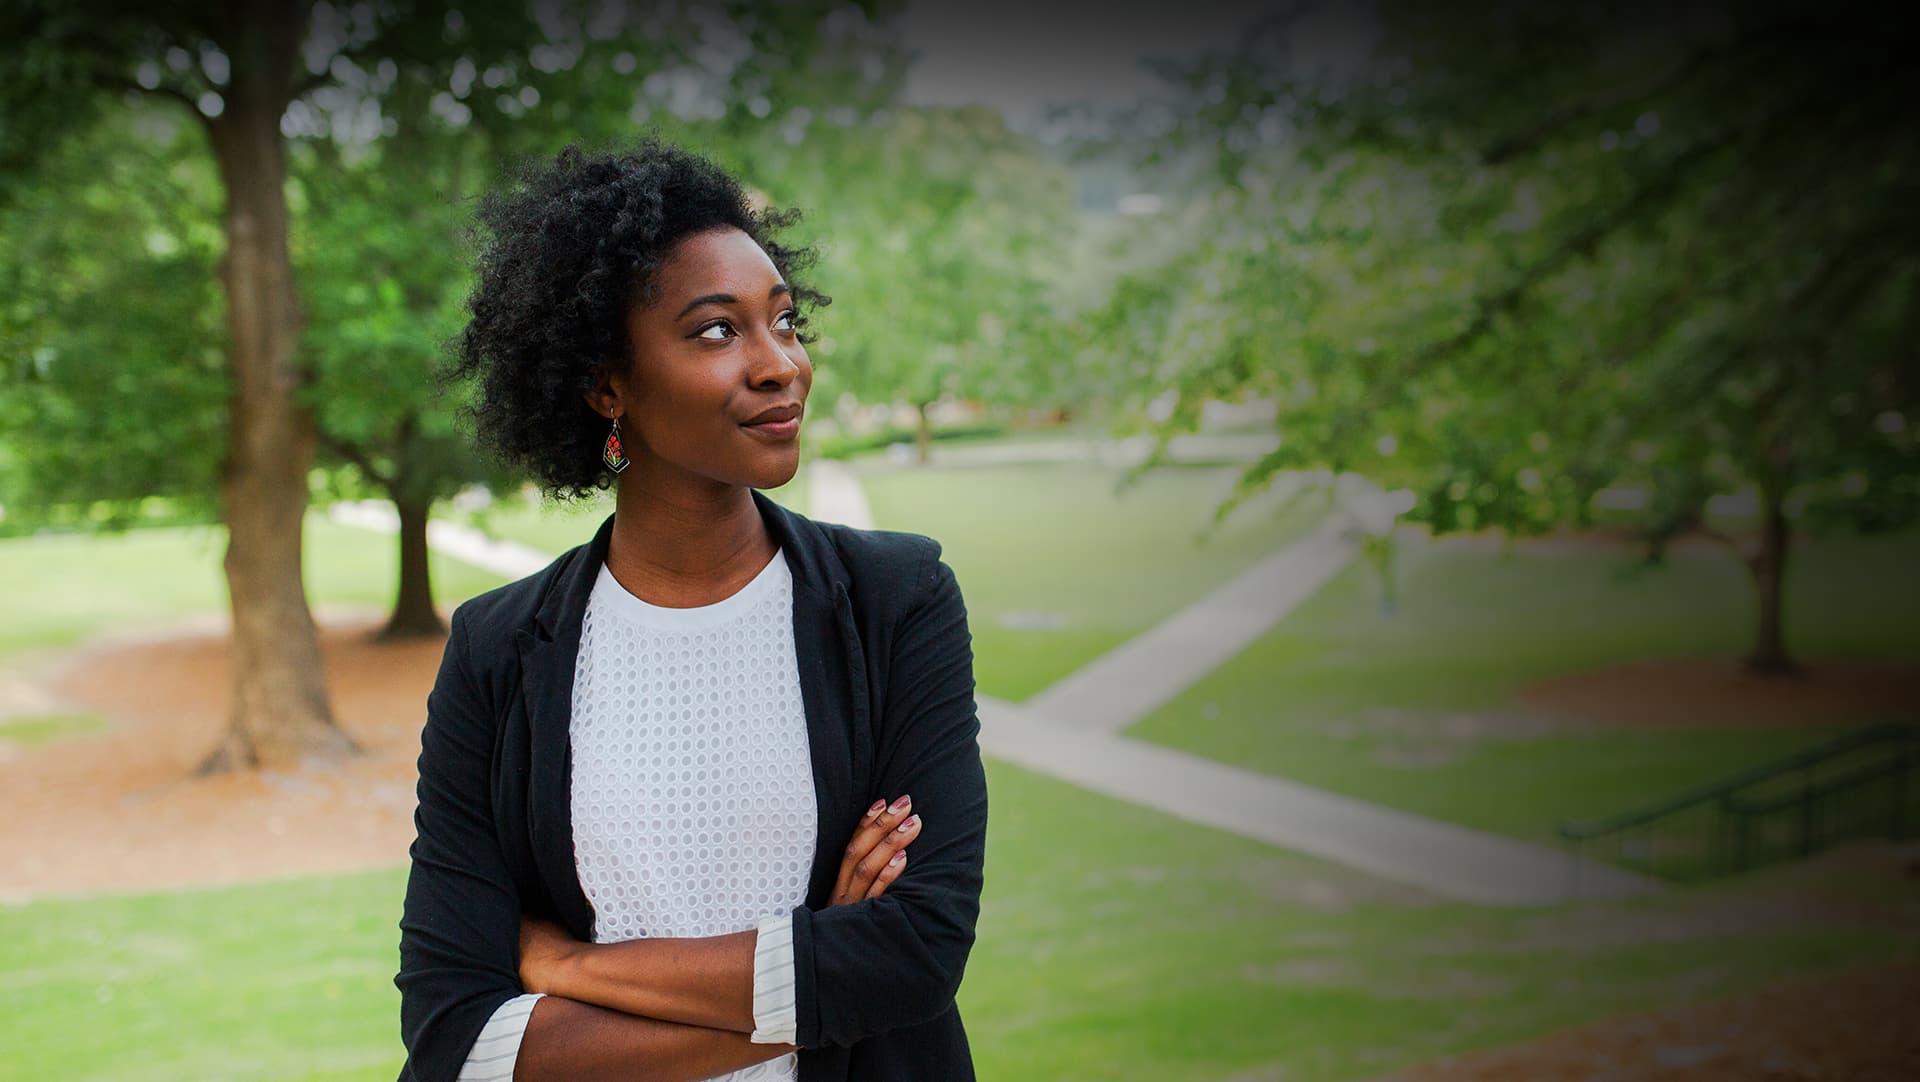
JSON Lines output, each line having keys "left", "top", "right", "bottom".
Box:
{"left": 0, "top": 104, "right": 228, "bottom": 528}
{"left": 741, "top": 103, "right": 1081, "bottom": 415}
{"left": 1092, "top": 1, "right": 1918, "bottom": 545}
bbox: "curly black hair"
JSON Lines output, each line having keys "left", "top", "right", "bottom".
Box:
{"left": 438, "top": 135, "right": 829, "bottom": 502}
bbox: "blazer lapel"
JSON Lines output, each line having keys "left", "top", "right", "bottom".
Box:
{"left": 516, "top": 510, "right": 612, "bottom": 941}
{"left": 514, "top": 491, "right": 870, "bottom": 941}
{"left": 758, "top": 489, "right": 871, "bottom": 907}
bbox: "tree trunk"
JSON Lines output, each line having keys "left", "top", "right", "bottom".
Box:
{"left": 915, "top": 401, "right": 932, "bottom": 465}
{"left": 1744, "top": 479, "right": 1797, "bottom": 675}
{"left": 381, "top": 495, "right": 447, "bottom": 640}
{"left": 197, "top": 0, "right": 355, "bottom": 773}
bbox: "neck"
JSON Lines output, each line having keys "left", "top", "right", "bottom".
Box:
{"left": 603, "top": 471, "right": 774, "bottom": 607}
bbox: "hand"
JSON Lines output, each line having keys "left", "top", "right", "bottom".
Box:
{"left": 829, "top": 795, "right": 921, "bottom": 906}
{"left": 518, "top": 912, "right": 580, "bottom": 996}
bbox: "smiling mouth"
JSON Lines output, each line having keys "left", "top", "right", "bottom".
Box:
{"left": 740, "top": 415, "right": 801, "bottom": 440}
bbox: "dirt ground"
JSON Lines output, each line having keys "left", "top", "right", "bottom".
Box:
{"left": 1518, "top": 655, "right": 1920, "bottom": 729}
{"left": 1372, "top": 959, "right": 1920, "bottom": 1082}
{"left": 5, "top": 608, "right": 1919, "bottom": 1082}
{"left": 0, "top": 609, "right": 445, "bottom": 900}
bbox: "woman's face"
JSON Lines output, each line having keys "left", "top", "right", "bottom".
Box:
{"left": 600, "top": 225, "right": 812, "bottom": 492}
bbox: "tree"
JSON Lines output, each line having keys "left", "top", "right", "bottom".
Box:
{"left": 2, "top": 0, "right": 910, "bottom": 765}
{"left": 4, "top": 0, "right": 379, "bottom": 768}
{"left": 1095, "top": 0, "right": 1920, "bottom": 672}
{"left": 783, "top": 105, "right": 1078, "bottom": 461}
{"left": 0, "top": 103, "right": 229, "bottom": 533}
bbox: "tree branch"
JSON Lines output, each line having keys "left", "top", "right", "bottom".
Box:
{"left": 317, "top": 430, "right": 395, "bottom": 489}
{"left": 1481, "top": 14, "right": 1819, "bottom": 164}
{"left": 88, "top": 69, "right": 214, "bottom": 135}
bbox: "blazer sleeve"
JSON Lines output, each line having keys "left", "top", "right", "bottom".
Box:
{"left": 395, "top": 601, "right": 528, "bottom": 1082}
{"left": 788, "top": 545, "right": 989, "bottom": 1049}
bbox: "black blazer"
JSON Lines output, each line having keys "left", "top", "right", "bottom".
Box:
{"left": 395, "top": 488, "right": 988, "bottom": 1081}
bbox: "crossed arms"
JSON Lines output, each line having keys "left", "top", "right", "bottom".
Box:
{"left": 396, "top": 554, "right": 987, "bottom": 1082}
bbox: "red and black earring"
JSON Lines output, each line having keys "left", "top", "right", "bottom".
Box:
{"left": 602, "top": 414, "right": 630, "bottom": 474}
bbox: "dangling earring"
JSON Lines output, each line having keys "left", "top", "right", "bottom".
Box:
{"left": 602, "top": 414, "right": 630, "bottom": 474}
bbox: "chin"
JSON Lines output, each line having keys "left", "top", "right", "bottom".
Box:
{"left": 742, "top": 451, "right": 802, "bottom": 491}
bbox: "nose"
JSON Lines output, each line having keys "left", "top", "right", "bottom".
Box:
{"left": 749, "top": 334, "right": 805, "bottom": 390}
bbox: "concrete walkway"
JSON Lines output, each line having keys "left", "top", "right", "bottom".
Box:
{"left": 1028, "top": 515, "right": 1358, "bottom": 734}
{"left": 977, "top": 695, "right": 1659, "bottom": 905}
{"left": 805, "top": 460, "right": 875, "bottom": 529}
{"left": 326, "top": 501, "right": 553, "bottom": 579}
{"left": 793, "top": 466, "right": 1654, "bottom": 903}
{"left": 344, "top": 464, "right": 1662, "bottom": 905}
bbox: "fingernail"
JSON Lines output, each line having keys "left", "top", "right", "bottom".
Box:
{"left": 896, "top": 815, "right": 918, "bottom": 833}
{"left": 866, "top": 800, "right": 886, "bottom": 817}
{"left": 889, "top": 794, "right": 911, "bottom": 813}
{"left": 889, "top": 850, "right": 906, "bottom": 865}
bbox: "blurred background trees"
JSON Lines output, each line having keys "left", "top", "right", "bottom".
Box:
{"left": 1095, "top": 0, "right": 1919, "bottom": 673}
{"left": 2, "top": 0, "right": 1914, "bottom": 775}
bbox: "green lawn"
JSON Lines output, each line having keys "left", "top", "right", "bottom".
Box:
{"left": 450, "top": 476, "right": 810, "bottom": 559}
{"left": 0, "top": 514, "right": 510, "bottom": 664}
{"left": 1129, "top": 528, "right": 1920, "bottom": 844}
{"left": 4, "top": 759, "right": 1914, "bottom": 1082}
{"left": 857, "top": 460, "right": 1326, "bottom": 700}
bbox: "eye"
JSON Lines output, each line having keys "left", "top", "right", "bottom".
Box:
{"left": 693, "top": 319, "right": 735, "bottom": 340}
{"left": 774, "top": 309, "right": 798, "bottom": 332}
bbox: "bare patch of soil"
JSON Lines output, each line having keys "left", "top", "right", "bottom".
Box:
{"left": 0, "top": 608, "right": 448, "bottom": 900}
{"left": 1517, "top": 655, "right": 1920, "bottom": 729}
{"left": 1370, "top": 960, "right": 1920, "bottom": 1082}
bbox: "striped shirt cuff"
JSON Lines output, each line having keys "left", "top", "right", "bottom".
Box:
{"left": 456, "top": 992, "right": 543, "bottom": 1081}
{"left": 749, "top": 912, "right": 798, "bottom": 1044}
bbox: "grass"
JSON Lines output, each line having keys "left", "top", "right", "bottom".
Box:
{"left": 0, "top": 515, "right": 511, "bottom": 664}
{"left": 448, "top": 476, "right": 811, "bottom": 559}
{"left": 4, "top": 461, "right": 1918, "bottom": 1078}
{"left": 856, "top": 460, "right": 1325, "bottom": 700}
{"left": 1129, "top": 528, "right": 1920, "bottom": 844}
{"left": 3, "top": 760, "right": 1914, "bottom": 1081}
{"left": 0, "top": 713, "right": 103, "bottom": 746}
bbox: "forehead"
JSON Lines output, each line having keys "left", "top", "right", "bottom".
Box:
{"left": 650, "top": 227, "right": 781, "bottom": 299}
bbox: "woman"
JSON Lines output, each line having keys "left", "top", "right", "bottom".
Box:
{"left": 394, "top": 138, "right": 988, "bottom": 1082}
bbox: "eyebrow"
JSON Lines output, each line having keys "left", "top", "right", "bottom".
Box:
{"left": 675, "top": 283, "right": 793, "bottom": 320}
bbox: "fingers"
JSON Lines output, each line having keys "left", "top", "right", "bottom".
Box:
{"left": 865, "top": 847, "right": 906, "bottom": 900}
{"left": 835, "top": 795, "right": 910, "bottom": 896}
{"left": 830, "top": 794, "right": 922, "bottom": 905}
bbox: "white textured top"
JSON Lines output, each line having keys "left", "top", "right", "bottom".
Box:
{"left": 458, "top": 546, "right": 816, "bottom": 1081}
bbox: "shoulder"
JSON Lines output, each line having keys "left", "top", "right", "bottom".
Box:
{"left": 808, "top": 516, "right": 956, "bottom": 619}
{"left": 443, "top": 546, "right": 578, "bottom": 654}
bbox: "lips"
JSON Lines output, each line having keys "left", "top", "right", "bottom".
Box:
{"left": 740, "top": 402, "right": 802, "bottom": 441}
{"left": 741, "top": 403, "right": 801, "bottom": 426}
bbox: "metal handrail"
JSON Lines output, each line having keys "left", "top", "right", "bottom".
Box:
{"left": 1556, "top": 719, "right": 1919, "bottom": 842}
{"left": 1724, "top": 750, "right": 1917, "bottom": 816}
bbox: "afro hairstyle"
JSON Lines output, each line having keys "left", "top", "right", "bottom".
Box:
{"left": 439, "top": 135, "right": 828, "bottom": 501}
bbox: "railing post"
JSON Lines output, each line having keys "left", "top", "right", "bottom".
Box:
{"left": 1894, "top": 743, "right": 1912, "bottom": 841}
{"left": 1799, "top": 764, "right": 1817, "bottom": 858}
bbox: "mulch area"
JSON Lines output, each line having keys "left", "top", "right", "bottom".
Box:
{"left": 1374, "top": 959, "right": 1920, "bottom": 1082}
{"left": 1517, "top": 656, "right": 1920, "bottom": 730}
{"left": 0, "top": 609, "right": 446, "bottom": 900}
{"left": 5, "top": 603, "right": 1919, "bottom": 1082}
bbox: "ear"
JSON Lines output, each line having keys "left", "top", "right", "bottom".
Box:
{"left": 581, "top": 360, "right": 625, "bottom": 419}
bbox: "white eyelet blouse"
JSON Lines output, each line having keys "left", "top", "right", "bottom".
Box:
{"left": 456, "top": 546, "right": 815, "bottom": 1081}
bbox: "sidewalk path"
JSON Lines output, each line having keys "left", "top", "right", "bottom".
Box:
{"left": 1027, "top": 515, "right": 1358, "bottom": 734}
{"left": 977, "top": 695, "right": 1660, "bottom": 905}
{"left": 352, "top": 466, "right": 1662, "bottom": 905}
{"left": 327, "top": 502, "right": 553, "bottom": 579}
{"left": 806, "top": 459, "right": 875, "bottom": 529}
